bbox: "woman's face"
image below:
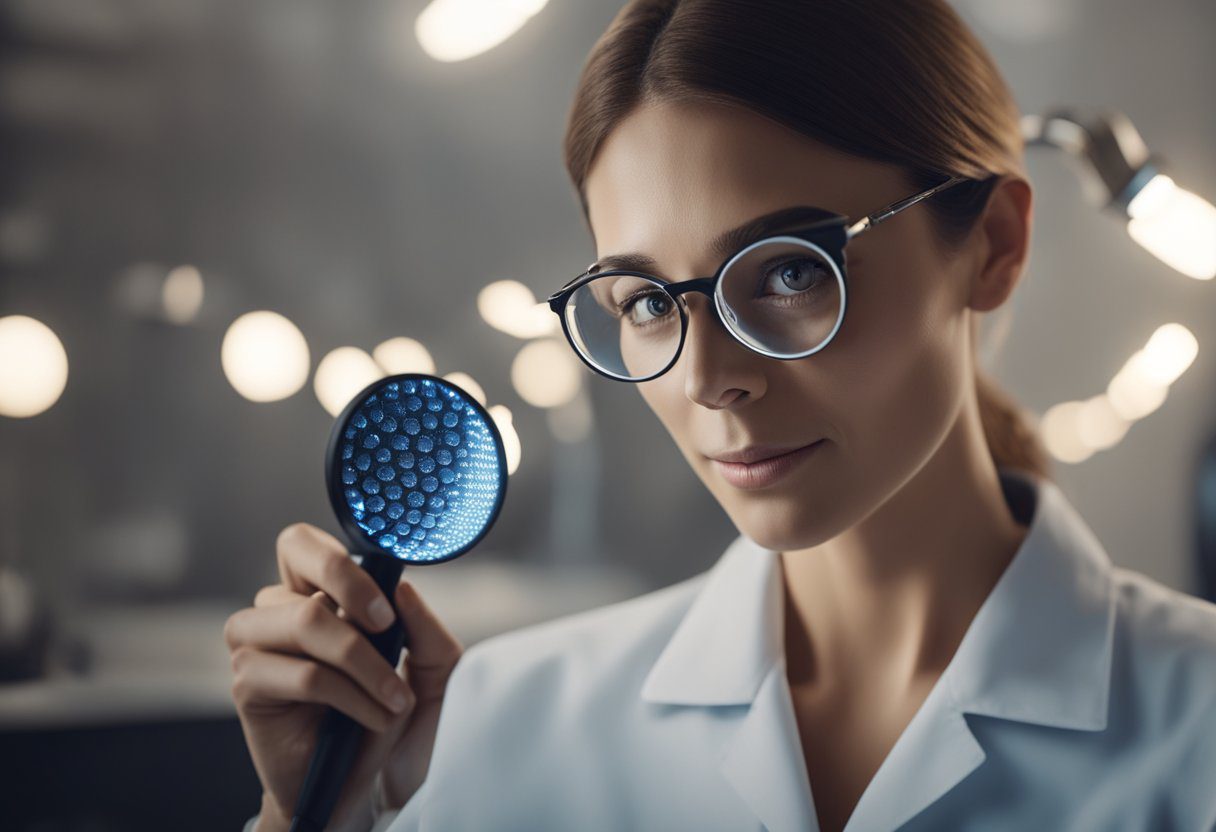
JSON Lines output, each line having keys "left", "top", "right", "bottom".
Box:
{"left": 583, "top": 99, "right": 990, "bottom": 552}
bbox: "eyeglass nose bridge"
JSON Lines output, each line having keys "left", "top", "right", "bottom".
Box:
{"left": 664, "top": 275, "right": 746, "bottom": 328}
{"left": 663, "top": 275, "right": 717, "bottom": 301}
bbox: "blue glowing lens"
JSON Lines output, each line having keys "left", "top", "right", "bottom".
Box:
{"left": 328, "top": 375, "right": 506, "bottom": 564}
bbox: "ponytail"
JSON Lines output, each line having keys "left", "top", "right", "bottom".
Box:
{"left": 975, "top": 368, "right": 1053, "bottom": 481}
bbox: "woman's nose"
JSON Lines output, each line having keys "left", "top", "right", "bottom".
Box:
{"left": 677, "top": 294, "right": 766, "bottom": 409}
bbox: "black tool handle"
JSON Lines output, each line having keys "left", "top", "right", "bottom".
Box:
{"left": 290, "top": 552, "right": 408, "bottom": 832}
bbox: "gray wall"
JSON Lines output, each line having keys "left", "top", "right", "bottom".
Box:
{"left": 1, "top": 0, "right": 1213, "bottom": 643}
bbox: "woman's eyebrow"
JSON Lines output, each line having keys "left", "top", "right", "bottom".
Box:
{"left": 590, "top": 204, "right": 841, "bottom": 278}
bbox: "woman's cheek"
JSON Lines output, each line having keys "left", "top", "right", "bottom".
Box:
{"left": 829, "top": 259, "right": 967, "bottom": 483}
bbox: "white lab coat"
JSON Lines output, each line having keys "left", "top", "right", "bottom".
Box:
{"left": 247, "top": 467, "right": 1216, "bottom": 831}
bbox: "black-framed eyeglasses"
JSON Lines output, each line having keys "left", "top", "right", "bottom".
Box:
{"left": 546, "top": 174, "right": 970, "bottom": 382}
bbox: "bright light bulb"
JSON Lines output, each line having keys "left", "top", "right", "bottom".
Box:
{"left": 1126, "top": 175, "right": 1216, "bottom": 279}
{"left": 478, "top": 279, "right": 557, "bottom": 339}
{"left": 314, "top": 347, "right": 385, "bottom": 417}
{"left": 1076, "top": 395, "right": 1130, "bottom": 451}
{"left": 1103, "top": 324, "right": 1195, "bottom": 422}
{"left": 1106, "top": 360, "right": 1169, "bottom": 421}
{"left": 511, "top": 339, "right": 581, "bottom": 408}
{"left": 1139, "top": 323, "right": 1198, "bottom": 386}
{"left": 1040, "top": 400, "right": 1094, "bottom": 464}
{"left": 374, "top": 337, "right": 436, "bottom": 375}
{"left": 0, "top": 315, "right": 69, "bottom": 418}
{"left": 221, "top": 311, "right": 311, "bottom": 403}
{"left": 416, "top": 0, "right": 549, "bottom": 63}
{"left": 162, "top": 265, "right": 205, "bottom": 324}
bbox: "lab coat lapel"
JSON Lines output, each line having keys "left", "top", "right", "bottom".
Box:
{"left": 640, "top": 533, "right": 819, "bottom": 831}
{"left": 640, "top": 534, "right": 781, "bottom": 706}
{"left": 837, "top": 672, "right": 986, "bottom": 832}
{"left": 945, "top": 471, "right": 1117, "bottom": 732}
{"left": 719, "top": 657, "right": 822, "bottom": 832}
{"left": 844, "top": 469, "right": 1117, "bottom": 831}
{"left": 672, "top": 536, "right": 986, "bottom": 832}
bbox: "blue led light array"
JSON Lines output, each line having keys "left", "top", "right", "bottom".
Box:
{"left": 338, "top": 378, "right": 502, "bottom": 562}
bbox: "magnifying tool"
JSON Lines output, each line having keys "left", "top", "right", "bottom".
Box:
{"left": 290, "top": 373, "right": 508, "bottom": 832}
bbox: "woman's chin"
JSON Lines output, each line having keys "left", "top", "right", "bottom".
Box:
{"left": 722, "top": 498, "right": 838, "bottom": 554}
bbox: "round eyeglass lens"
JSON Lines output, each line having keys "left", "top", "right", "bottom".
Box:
{"left": 564, "top": 273, "right": 682, "bottom": 380}
{"left": 716, "top": 237, "right": 845, "bottom": 357}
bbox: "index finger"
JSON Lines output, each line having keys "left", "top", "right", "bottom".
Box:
{"left": 275, "top": 522, "right": 396, "bottom": 634}
{"left": 255, "top": 584, "right": 338, "bottom": 613}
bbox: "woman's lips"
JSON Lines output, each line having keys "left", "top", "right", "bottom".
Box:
{"left": 709, "top": 440, "right": 826, "bottom": 490}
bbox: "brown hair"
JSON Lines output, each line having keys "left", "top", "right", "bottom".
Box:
{"left": 562, "top": 0, "right": 1053, "bottom": 481}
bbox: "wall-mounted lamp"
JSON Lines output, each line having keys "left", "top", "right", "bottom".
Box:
{"left": 1023, "top": 109, "right": 1216, "bottom": 280}
{"left": 1020, "top": 109, "right": 1214, "bottom": 465}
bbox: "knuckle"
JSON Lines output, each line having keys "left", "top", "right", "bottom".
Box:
{"left": 297, "top": 661, "right": 324, "bottom": 695}
{"left": 441, "top": 643, "right": 464, "bottom": 669}
{"left": 230, "top": 667, "right": 254, "bottom": 708}
{"left": 337, "top": 632, "right": 364, "bottom": 668}
{"left": 229, "top": 645, "right": 252, "bottom": 672}
{"left": 276, "top": 522, "right": 306, "bottom": 551}
{"left": 319, "top": 552, "right": 350, "bottom": 590}
{"left": 253, "top": 584, "right": 282, "bottom": 607}
{"left": 297, "top": 595, "right": 329, "bottom": 630}
{"left": 222, "top": 612, "right": 242, "bottom": 649}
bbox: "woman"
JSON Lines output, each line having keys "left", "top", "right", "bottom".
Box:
{"left": 228, "top": 1, "right": 1216, "bottom": 830}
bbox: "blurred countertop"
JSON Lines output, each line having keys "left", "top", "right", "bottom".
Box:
{"left": 0, "top": 557, "right": 650, "bottom": 730}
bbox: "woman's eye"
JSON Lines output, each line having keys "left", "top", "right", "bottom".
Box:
{"left": 763, "top": 258, "right": 827, "bottom": 295}
{"left": 621, "top": 291, "right": 674, "bottom": 324}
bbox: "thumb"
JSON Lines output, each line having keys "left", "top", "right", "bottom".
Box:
{"left": 393, "top": 579, "right": 463, "bottom": 701}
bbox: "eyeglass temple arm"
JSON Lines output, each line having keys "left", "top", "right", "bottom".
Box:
{"left": 552, "top": 176, "right": 968, "bottom": 298}
{"left": 845, "top": 175, "right": 969, "bottom": 240}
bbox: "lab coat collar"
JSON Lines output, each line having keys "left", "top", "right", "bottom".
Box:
{"left": 945, "top": 468, "right": 1117, "bottom": 731}
{"left": 639, "top": 467, "right": 1118, "bottom": 832}
{"left": 641, "top": 466, "right": 1117, "bottom": 726}
{"left": 639, "top": 528, "right": 784, "bottom": 706}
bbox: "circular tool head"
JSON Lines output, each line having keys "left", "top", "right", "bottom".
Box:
{"left": 325, "top": 374, "right": 507, "bottom": 564}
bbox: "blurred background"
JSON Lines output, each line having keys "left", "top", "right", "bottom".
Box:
{"left": 0, "top": 0, "right": 1214, "bottom": 829}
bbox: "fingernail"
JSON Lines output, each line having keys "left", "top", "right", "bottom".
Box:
{"left": 388, "top": 690, "right": 408, "bottom": 713}
{"left": 368, "top": 596, "right": 394, "bottom": 629}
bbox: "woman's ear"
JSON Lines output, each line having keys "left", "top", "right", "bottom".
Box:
{"left": 967, "top": 174, "right": 1033, "bottom": 313}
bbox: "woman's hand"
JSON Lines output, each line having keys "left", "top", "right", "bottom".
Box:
{"left": 224, "top": 522, "right": 463, "bottom": 831}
